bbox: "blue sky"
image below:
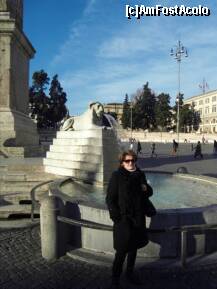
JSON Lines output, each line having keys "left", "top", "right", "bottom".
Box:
{"left": 24, "top": 0, "right": 217, "bottom": 115}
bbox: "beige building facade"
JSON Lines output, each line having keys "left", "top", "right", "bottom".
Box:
{"left": 103, "top": 103, "right": 124, "bottom": 124}
{"left": 184, "top": 90, "right": 217, "bottom": 133}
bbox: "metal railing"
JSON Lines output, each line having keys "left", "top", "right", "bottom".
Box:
{"left": 57, "top": 215, "right": 217, "bottom": 267}
{"left": 30, "top": 180, "right": 54, "bottom": 222}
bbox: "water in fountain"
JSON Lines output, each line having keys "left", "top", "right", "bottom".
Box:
{"left": 59, "top": 172, "right": 217, "bottom": 209}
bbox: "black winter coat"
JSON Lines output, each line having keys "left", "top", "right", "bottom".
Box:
{"left": 106, "top": 167, "right": 153, "bottom": 252}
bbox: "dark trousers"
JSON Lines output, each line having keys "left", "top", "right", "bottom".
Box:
{"left": 194, "top": 152, "right": 203, "bottom": 159}
{"left": 112, "top": 249, "right": 137, "bottom": 280}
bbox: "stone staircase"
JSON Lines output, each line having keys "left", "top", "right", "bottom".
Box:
{"left": 44, "top": 129, "right": 120, "bottom": 186}
{"left": 0, "top": 158, "right": 58, "bottom": 219}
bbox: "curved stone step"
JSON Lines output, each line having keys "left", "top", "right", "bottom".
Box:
{"left": 44, "top": 165, "right": 104, "bottom": 183}
{"left": 3, "top": 172, "right": 55, "bottom": 182}
{"left": 46, "top": 151, "right": 102, "bottom": 163}
{"left": 53, "top": 138, "right": 103, "bottom": 147}
{"left": 44, "top": 158, "right": 103, "bottom": 171}
{"left": 0, "top": 204, "right": 39, "bottom": 219}
{"left": 0, "top": 180, "right": 51, "bottom": 193}
{"left": 44, "top": 165, "right": 113, "bottom": 183}
{"left": 56, "top": 130, "right": 103, "bottom": 138}
{"left": 0, "top": 191, "right": 47, "bottom": 204}
{"left": 49, "top": 144, "right": 102, "bottom": 155}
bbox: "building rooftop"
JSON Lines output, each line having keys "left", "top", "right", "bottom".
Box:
{"left": 185, "top": 89, "right": 217, "bottom": 101}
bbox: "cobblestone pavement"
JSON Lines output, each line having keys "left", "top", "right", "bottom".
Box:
{"left": 1, "top": 144, "right": 217, "bottom": 289}
{"left": 1, "top": 225, "right": 217, "bottom": 289}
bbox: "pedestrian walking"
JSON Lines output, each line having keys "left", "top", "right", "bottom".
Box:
{"left": 172, "top": 139, "right": 178, "bottom": 155}
{"left": 136, "top": 140, "right": 142, "bottom": 155}
{"left": 129, "top": 138, "right": 134, "bottom": 150}
{"left": 213, "top": 140, "right": 217, "bottom": 155}
{"left": 150, "top": 142, "right": 157, "bottom": 157}
{"left": 194, "top": 141, "right": 203, "bottom": 159}
{"left": 106, "top": 150, "right": 154, "bottom": 289}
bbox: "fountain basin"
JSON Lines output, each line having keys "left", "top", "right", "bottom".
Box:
{"left": 48, "top": 172, "right": 217, "bottom": 258}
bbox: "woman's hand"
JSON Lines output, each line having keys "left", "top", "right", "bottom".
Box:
{"left": 141, "top": 184, "right": 147, "bottom": 192}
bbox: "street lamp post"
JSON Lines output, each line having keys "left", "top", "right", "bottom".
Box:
{"left": 170, "top": 40, "right": 188, "bottom": 144}
{"left": 130, "top": 96, "right": 133, "bottom": 139}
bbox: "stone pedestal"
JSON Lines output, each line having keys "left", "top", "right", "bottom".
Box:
{"left": 0, "top": 0, "right": 39, "bottom": 155}
{"left": 0, "top": 108, "right": 39, "bottom": 146}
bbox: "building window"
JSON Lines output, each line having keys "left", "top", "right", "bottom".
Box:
{"left": 212, "top": 105, "right": 216, "bottom": 113}
{"left": 199, "top": 100, "right": 203, "bottom": 105}
{"left": 212, "top": 96, "right": 216, "bottom": 102}
{"left": 199, "top": 108, "right": 203, "bottom": 115}
{"left": 205, "top": 107, "right": 209, "bottom": 114}
{"left": 205, "top": 98, "right": 210, "bottom": 104}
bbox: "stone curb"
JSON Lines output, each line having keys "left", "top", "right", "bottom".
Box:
{"left": 67, "top": 247, "right": 217, "bottom": 272}
{"left": 0, "top": 219, "right": 40, "bottom": 230}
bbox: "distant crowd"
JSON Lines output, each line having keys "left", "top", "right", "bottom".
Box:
{"left": 128, "top": 137, "right": 217, "bottom": 159}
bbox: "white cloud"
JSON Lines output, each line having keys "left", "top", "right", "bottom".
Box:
{"left": 49, "top": 1, "right": 217, "bottom": 114}
{"left": 83, "top": 0, "right": 97, "bottom": 16}
{"left": 51, "top": 0, "right": 98, "bottom": 66}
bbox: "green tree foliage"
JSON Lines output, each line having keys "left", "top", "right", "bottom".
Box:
{"left": 49, "top": 74, "right": 67, "bottom": 127}
{"left": 133, "top": 82, "right": 156, "bottom": 130}
{"left": 155, "top": 93, "right": 172, "bottom": 131}
{"left": 29, "top": 70, "right": 50, "bottom": 128}
{"left": 107, "top": 111, "right": 117, "bottom": 120}
{"left": 121, "top": 94, "right": 131, "bottom": 129}
{"left": 192, "top": 110, "right": 201, "bottom": 131}
{"left": 180, "top": 104, "right": 193, "bottom": 132}
{"left": 172, "top": 93, "right": 184, "bottom": 131}
{"left": 29, "top": 70, "right": 68, "bottom": 128}
{"left": 180, "top": 104, "right": 201, "bottom": 132}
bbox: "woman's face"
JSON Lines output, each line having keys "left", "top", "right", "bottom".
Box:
{"left": 122, "top": 154, "right": 136, "bottom": 171}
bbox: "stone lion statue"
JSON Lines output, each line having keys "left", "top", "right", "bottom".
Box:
{"left": 60, "top": 102, "right": 104, "bottom": 131}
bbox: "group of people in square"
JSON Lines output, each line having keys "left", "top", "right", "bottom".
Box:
{"left": 128, "top": 138, "right": 217, "bottom": 159}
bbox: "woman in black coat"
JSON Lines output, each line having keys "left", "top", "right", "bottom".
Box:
{"left": 106, "top": 150, "right": 153, "bottom": 289}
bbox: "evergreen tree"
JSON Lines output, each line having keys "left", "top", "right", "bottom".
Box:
{"left": 180, "top": 104, "right": 201, "bottom": 132}
{"left": 133, "top": 82, "right": 156, "bottom": 130}
{"left": 121, "top": 94, "right": 131, "bottom": 129}
{"left": 180, "top": 104, "right": 193, "bottom": 132}
{"left": 155, "top": 93, "right": 172, "bottom": 131}
{"left": 29, "top": 70, "right": 50, "bottom": 128}
{"left": 172, "top": 93, "right": 184, "bottom": 132}
{"left": 48, "top": 74, "right": 67, "bottom": 127}
{"left": 107, "top": 111, "right": 117, "bottom": 120}
{"left": 192, "top": 110, "right": 201, "bottom": 131}
{"left": 29, "top": 71, "right": 68, "bottom": 129}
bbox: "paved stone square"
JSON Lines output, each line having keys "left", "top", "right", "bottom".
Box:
{"left": 1, "top": 225, "right": 217, "bottom": 289}
{"left": 1, "top": 143, "right": 217, "bottom": 289}
{"left": 137, "top": 142, "right": 217, "bottom": 178}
